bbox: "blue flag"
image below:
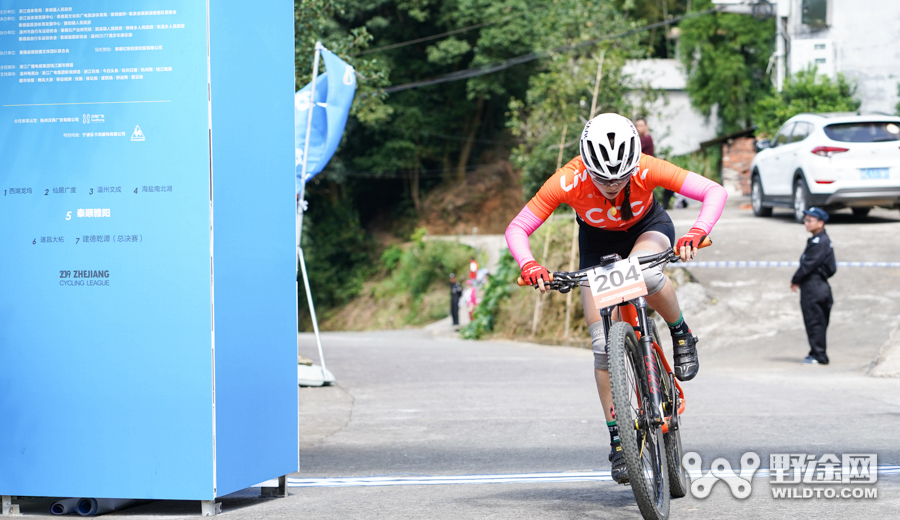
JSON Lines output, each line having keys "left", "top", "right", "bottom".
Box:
{"left": 295, "top": 47, "right": 357, "bottom": 191}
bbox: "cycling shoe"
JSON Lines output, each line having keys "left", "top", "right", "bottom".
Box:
{"left": 609, "top": 443, "right": 629, "bottom": 484}
{"left": 672, "top": 331, "right": 699, "bottom": 381}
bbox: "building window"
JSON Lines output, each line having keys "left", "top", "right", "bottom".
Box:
{"left": 802, "top": 0, "right": 828, "bottom": 26}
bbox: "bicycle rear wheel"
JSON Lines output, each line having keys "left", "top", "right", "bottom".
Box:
{"left": 607, "top": 321, "right": 670, "bottom": 520}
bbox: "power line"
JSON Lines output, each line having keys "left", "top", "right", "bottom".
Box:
{"left": 354, "top": 15, "right": 514, "bottom": 56}
{"left": 383, "top": 7, "right": 721, "bottom": 94}
{"left": 318, "top": 164, "right": 481, "bottom": 179}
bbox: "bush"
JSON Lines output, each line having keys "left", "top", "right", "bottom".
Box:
{"left": 460, "top": 251, "right": 519, "bottom": 340}
{"left": 299, "top": 185, "right": 374, "bottom": 330}
{"left": 753, "top": 66, "right": 861, "bottom": 138}
{"left": 665, "top": 147, "right": 722, "bottom": 183}
{"left": 382, "top": 227, "right": 473, "bottom": 300}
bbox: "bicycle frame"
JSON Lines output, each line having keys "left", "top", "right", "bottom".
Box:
{"left": 601, "top": 298, "right": 685, "bottom": 434}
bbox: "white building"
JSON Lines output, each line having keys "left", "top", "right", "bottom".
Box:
{"left": 717, "top": 0, "right": 900, "bottom": 115}
{"left": 622, "top": 59, "right": 719, "bottom": 157}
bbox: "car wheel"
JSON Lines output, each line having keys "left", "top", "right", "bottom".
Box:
{"left": 793, "top": 178, "right": 810, "bottom": 223}
{"left": 751, "top": 175, "right": 772, "bottom": 217}
{"left": 852, "top": 207, "right": 870, "bottom": 218}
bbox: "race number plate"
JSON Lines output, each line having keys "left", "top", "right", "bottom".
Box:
{"left": 588, "top": 257, "right": 649, "bottom": 310}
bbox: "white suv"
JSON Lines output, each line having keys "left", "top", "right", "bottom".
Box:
{"left": 750, "top": 113, "right": 900, "bottom": 222}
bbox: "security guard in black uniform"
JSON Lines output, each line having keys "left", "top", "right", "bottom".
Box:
{"left": 790, "top": 207, "right": 837, "bottom": 365}
{"left": 449, "top": 273, "right": 463, "bottom": 327}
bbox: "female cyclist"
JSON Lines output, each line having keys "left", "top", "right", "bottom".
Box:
{"left": 505, "top": 113, "right": 727, "bottom": 484}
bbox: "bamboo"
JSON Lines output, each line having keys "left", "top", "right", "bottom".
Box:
{"left": 564, "top": 50, "right": 604, "bottom": 340}
{"left": 562, "top": 215, "right": 579, "bottom": 339}
{"left": 531, "top": 124, "right": 567, "bottom": 337}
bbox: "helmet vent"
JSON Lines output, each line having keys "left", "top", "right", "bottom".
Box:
{"left": 587, "top": 141, "right": 603, "bottom": 170}
{"left": 596, "top": 141, "right": 610, "bottom": 164}
{"left": 625, "top": 136, "right": 636, "bottom": 166}
{"left": 607, "top": 132, "right": 616, "bottom": 149}
{"left": 616, "top": 142, "right": 625, "bottom": 162}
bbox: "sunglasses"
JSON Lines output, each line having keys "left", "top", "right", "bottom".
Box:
{"left": 589, "top": 166, "right": 637, "bottom": 187}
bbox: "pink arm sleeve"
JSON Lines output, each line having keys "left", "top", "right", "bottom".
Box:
{"left": 505, "top": 206, "right": 545, "bottom": 268}
{"left": 678, "top": 172, "right": 728, "bottom": 234}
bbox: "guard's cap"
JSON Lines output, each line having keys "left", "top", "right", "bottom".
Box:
{"left": 803, "top": 207, "right": 829, "bottom": 222}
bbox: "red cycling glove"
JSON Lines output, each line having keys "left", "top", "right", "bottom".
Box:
{"left": 521, "top": 261, "right": 551, "bottom": 286}
{"left": 676, "top": 227, "right": 708, "bottom": 253}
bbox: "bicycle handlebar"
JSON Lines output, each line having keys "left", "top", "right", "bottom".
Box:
{"left": 515, "top": 236, "right": 712, "bottom": 288}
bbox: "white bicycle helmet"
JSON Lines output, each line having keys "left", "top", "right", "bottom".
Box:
{"left": 579, "top": 113, "right": 642, "bottom": 181}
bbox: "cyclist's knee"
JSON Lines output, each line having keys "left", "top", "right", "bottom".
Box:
{"left": 589, "top": 321, "right": 609, "bottom": 370}
{"left": 631, "top": 248, "right": 667, "bottom": 295}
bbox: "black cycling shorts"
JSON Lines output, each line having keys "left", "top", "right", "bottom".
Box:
{"left": 578, "top": 201, "right": 675, "bottom": 270}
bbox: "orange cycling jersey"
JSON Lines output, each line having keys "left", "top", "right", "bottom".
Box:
{"left": 526, "top": 154, "right": 690, "bottom": 230}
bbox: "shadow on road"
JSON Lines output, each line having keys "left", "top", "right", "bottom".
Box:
{"left": 466, "top": 483, "right": 644, "bottom": 517}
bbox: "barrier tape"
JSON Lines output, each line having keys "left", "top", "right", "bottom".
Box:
{"left": 668, "top": 261, "right": 900, "bottom": 269}
{"left": 279, "top": 465, "right": 900, "bottom": 488}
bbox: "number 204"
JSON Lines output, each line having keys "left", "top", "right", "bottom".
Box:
{"left": 593, "top": 264, "right": 640, "bottom": 291}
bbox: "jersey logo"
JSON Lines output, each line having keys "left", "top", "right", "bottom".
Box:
{"left": 631, "top": 201, "right": 645, "bottom": 217}
{"left": 640, "top": 168, "right": 649, "bottom": 180}
{"left": 603, "top": 201, "right": 645, "bottom": 223}
{"left": 585, "top": 208, "right": 606, "bottom": 224}
{"left": 560, "top": 169, "right": 590, "bottom": 192}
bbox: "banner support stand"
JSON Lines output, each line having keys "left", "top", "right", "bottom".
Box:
{"left": 296, "top": 41, "right": 329, "bottom": 381}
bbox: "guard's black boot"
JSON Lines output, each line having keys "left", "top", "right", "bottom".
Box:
{"left": 672, "top": 331, "right": 699, "bottom": 381}
{"left": 609, "top": 441, "right": 629, "bottom": 484}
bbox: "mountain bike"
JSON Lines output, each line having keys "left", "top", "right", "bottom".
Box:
{"left": 517, "top": 243, "right": 709, "bottom": 520}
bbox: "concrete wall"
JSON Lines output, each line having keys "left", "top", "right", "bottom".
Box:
{"left": 785, "top": 0, "right": 900, "bottom": 115}
{"left": 721, "top": 137, "right": 756, "bottom": 197}
{"left": 623, "top": 59, "right": 719, "bottom": 157}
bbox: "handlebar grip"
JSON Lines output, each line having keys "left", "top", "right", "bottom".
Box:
{"left": 699, "top": 236, "right": 713, "bottom": 248}
{"left": 516, "top": 273, "right": 553, "bottom": 287}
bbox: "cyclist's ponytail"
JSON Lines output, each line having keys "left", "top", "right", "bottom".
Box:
{"left": 620, "top": 179, "right": 634, "bottom": 222}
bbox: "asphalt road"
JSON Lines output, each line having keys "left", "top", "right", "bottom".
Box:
{"left": 286, "top": 204, "right": 900, "bottom": 519}
{"left": 13, "top": 203, "right": 900, "bottom": 519}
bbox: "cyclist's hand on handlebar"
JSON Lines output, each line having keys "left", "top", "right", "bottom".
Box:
{"left": 675, "top": 227, "right": 708, "bottom": 262}
{"left": 521, "top": 260, "right": 551, "bottom": 293}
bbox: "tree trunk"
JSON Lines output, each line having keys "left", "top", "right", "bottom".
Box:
{"left": 442, "top": 144, "right": 452, "bottom": 182}
{"left": 456, "top": 97, "right": 484, "bottom": 183}
{"left": 411, "top": 148, "right": 421, "bottom": 214}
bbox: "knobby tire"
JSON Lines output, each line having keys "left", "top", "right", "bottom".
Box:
{"left": 647, "top": 321, "right": 689, "bottom": 499}
{"left": 607, "top": 321, "right": 670, "bottom": 520}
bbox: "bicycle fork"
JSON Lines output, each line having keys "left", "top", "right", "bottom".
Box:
{"left": 600, "top": 298, "right": 665, "bottom": 427}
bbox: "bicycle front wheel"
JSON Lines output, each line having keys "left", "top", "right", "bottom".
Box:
{"left": 607, "top": 321, "right": 670, "bottom": 520}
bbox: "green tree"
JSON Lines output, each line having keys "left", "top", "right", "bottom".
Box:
{"left": 678, "top": 0, "right": 775, "bottom": 133}
{"left": 615, "top": 0, "right": 690, "bottom": 59}
{"left": 294, "top": 0, "right": 547, "bottom": 326}
{"left": 753, "top": 66, "right": 861, "bottom": 137}
{"left": 507, "top": 0, "right": 642, "bottom": 197}
{"left": 295, "top": 0, "right": 393, "bottom": 126}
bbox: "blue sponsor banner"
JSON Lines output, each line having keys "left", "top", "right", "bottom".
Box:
{"left": 294, "top": 46, "right": 356, "bottom": 188}
{"left": 0, "top": 0, "right": 214, "bottom": 499}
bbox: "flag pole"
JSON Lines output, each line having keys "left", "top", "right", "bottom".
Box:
{"left": 297, "top": 41, "right": 329, "bottom": 380}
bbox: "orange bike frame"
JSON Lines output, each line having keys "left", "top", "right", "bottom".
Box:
{"left": 618, "top": 305, "right": 686, "bottom": 434}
